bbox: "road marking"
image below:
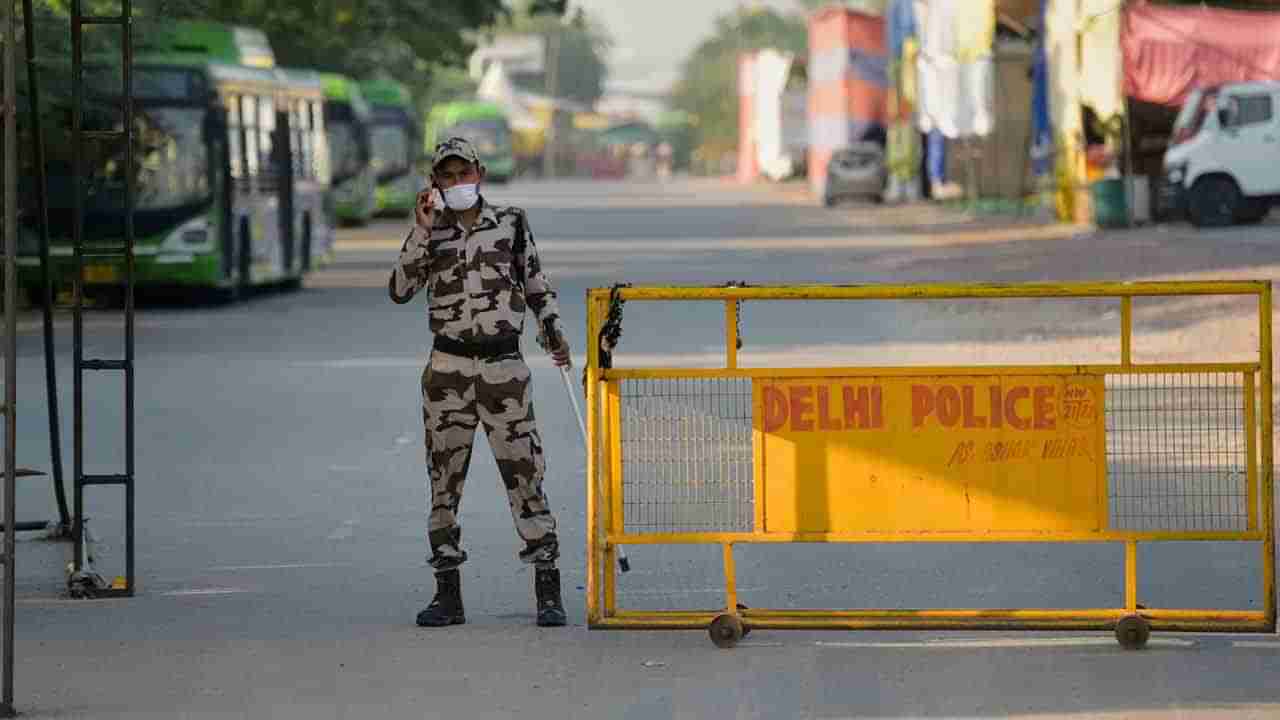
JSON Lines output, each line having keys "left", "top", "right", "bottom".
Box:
{"left": 814, "top": 637, "right": 1197, "bottom": 649}
{"left": 17, "top": 596, "right": 131, "bottom": 605}
{"left": 291, "top": 356, "right": 424, "bottom": 369}
{"left": 333, "top": 225, "right": 1083, "bottom": 254}
{"left": 619, "top": 586, "right": 766, "bottom": 597}
{"left": 1232, "top": 641, "right": 1280, "bottom": 649}
{"left": 162, "top": 588, "right": 253, "bottom": 597}
{"left": 209, "top": 562, "right": 351, "bottom": 571}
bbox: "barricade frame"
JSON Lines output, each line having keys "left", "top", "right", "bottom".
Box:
{"left": 583, "top": 282, "right": 1276, "bottom": 648}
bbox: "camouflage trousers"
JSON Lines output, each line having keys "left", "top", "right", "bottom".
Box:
{"left": 422, "top": 348, "right": 559, "bottom": 571}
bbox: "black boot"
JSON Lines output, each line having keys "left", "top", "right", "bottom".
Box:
{"left": 535, "top": 567, "right": 567, "bottom": 627}
{"left": 416, "top": 569, "right": 465, "bottom": 627}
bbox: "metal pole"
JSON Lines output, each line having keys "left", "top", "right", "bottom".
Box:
{"left": 70, "top": 0, "right": 83, "bottom": 574}
{"left": 22, "top": 0, "right": 70, "bottom": 535}
{"left": 122, "top": 0, "right": 135, "bottom": 595}
{"left": 560, "top": 366, "right": 629, "bottom": 572}
{"left": 3, "top": 0, "right": 19, "bottom": 710}
{"left": 541, "top": 29, "right": 559, "bottom": 179}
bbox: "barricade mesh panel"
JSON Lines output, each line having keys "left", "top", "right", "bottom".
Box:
{"left": 1106, "top": 372, "right": 1252, "bottom": 532}
{"left": 619, "top": 378, "right": 754, "bottom": 533}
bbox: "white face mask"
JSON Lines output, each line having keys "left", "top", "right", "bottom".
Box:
{"left": 442, "top": 183, "right": 480, "bottom": 211}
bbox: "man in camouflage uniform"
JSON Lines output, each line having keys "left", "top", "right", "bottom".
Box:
{"left": 390, "top": 137, "right": 570, "bottom": 628}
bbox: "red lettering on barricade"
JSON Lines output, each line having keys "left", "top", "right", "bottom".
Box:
{"left": 844, "top": 386, "right": 870, "bottom": 429}
{"left": 962, "top": 386, "right": 987, "bottom": 428}
{"left": 817, "top": 386, "right": 842, "bottom": 430}
{"left": 763, "top": 385, "right": 788, "bottom": 433}
{"left": 1005, "top": 386, "right": 1031, "bottom": 430}
{"left": 907, "top": 383, "right": 1062, "bottom": 432}
{"left": 763, "top": 381, "right": 1066, "bottom": 434}
{"left": 1034, "top": 386, "right": 1056, "bottom": 430}
{"left": 911, "top": 385, "right": 934, "bottom": 428}
{"left": 937, "top": 386, "right": 961, "bottom": 427}
{"left": 790, "top": 386, "right": 815, "bottom": 431}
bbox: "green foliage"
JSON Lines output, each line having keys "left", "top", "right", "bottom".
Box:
{"left": 21, "top": 0, "right": 507, "bottom": 119}
{"left": 669, "top": 7, "right": 807, "bottom": 159}
{"left": 528, "top": 0, "right": 567, "bottom": 16}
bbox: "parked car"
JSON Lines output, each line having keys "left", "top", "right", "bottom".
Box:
{"left": 1161, "top": 81, "right": 1280, "bottom": 227}
{"left": 823, "top": 143, "right": 887, "bottom": 207}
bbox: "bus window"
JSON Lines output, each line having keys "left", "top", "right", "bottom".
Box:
{"left": 324, "top": 101, "right": 366, "bottom": 185}
{"left": 241, "top": 94, "right": 259, "bottom": 178}
{"left": 310, "top": 100, "right": 330, "bottom": 183}
{"left": 259, "top": 94, "right": 275, "bottom": 178}
{"left": 370, "top": 123, "right": 410, "bottom": 181}
{"left": 227, "top": 95, "right": 242, "bottom": 179}
{"left": 134, "top": 107, "right": 210, "bottom": 208}
{"left": 289, "top": 99, "right": 306, "bottom": 179}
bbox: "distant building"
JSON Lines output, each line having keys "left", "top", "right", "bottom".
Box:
{"left": 595, "top": 91, "right": 669, "bottom": 126}
{"left": 469, "top": 34, "right": 547, "bottom": 81}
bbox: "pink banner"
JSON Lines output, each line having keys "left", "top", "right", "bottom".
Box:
{"left": 1122, "top": 2, "right": 1280, "bottom": 107}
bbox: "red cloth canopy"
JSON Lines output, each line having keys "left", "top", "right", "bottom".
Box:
{"left": 1122, "top": 2, "right": 1280, "bottom": 107}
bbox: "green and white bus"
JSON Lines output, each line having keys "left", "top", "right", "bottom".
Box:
{"left": 360, "top": 77, "right": 421, "bottom": 218}
{"left": 424, "top": 101, "right": 516, "bottom": 183}
{"left": 321, "top": 73, "right": 377, "bottom": 225}
{"left": 18, "top": 24, "right": 334, "bottom": 300}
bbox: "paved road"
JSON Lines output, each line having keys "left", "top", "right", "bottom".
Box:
{"left": 6, "top": 178, "right": 1280, "bottom": 719}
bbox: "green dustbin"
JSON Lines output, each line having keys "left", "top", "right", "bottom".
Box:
{"left": 1090, "top": 178, "right": 1129, "bottom": 228}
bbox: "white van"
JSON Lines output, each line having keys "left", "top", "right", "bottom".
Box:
{"left": 1161, "top": 82, "right": 1280, "bottom": 227}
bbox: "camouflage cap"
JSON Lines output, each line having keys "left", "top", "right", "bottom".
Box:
{"left": 432, "top": 137, "right": 482, "bottom": 169}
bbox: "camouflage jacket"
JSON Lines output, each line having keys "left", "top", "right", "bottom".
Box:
{"left": 389, "top": 197, "right": 566, "bottom": 350}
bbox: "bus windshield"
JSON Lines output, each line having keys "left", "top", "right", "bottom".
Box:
{"left": 325, "top": 102, "right": 370, "bottom": 185}
{"left": 128, "top": 107, "right": 210, "bottom": 210}
{"left": 24, "top": 105, "right": 211, "bottom": 240}
{"left": 54, "top": 106, "right": 211, "bottom": 213}
{"left": 442, "top": 118, "right": 510, "bottom": 156}
{"left": 370, "top": 122, "right": 411, "bottom": 183}
{"left": 328, "top": 120, "right": 367, "bottom": 183}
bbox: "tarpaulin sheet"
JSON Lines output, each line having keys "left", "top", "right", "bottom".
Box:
{"left": 1122, "top": 2, "right": 1280, "bottom": 108}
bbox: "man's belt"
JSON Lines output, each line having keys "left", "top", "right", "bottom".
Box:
{"left": 432, "top": 334, "right": 521, "bottom": 359}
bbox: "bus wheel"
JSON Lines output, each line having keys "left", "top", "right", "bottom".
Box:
{"left": 300, "top": 213, "right": 313, "bottom": 274}
{"left": 208, "top": 286, "right": 240, "bottom": 305}
{"left": 237, "top": 216, "right": 253, "bottom": 294}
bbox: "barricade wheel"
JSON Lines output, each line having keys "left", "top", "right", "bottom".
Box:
{"left": 709, "top": 613, "right": 745, "bottom": 649}
{"left": 1115, "top": 615, "right": 1151, "bottom": 650}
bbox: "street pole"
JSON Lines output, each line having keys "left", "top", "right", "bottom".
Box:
{"left": 2, "top": 0, "right": 17, "bottom": 710}
{"left": 1121, "top": 1, "right": 1135, "bottom": 228}
{"left": 542, "top": 29, "right": 560, "bottom": 179}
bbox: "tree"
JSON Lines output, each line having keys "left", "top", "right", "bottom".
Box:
{"left": 528, "top": 0, "right": 567, "bottom": 16}
{"left": 15, "top": 0, "right": 508, "bottom": 211}
{"left": 669, "top": 7, "right": 807, "bottom": 163}
{"left": 22, "top": 0, "right": 506, "bottom": 120}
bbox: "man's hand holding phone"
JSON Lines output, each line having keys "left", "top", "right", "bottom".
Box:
{"left": 415, "top": 186, "right": 441, "bottom": 230}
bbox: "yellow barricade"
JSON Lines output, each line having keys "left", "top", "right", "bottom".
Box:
{"left": 583, "top": 282, "right": 1276, "bottom": 649}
